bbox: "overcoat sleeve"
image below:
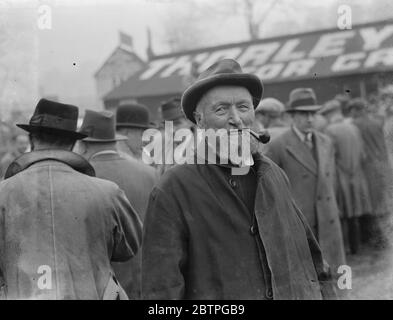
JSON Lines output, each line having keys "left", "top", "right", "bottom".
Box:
{"left": 111, "top": 187, "right": 143, "bottom": 262}
{"left": 142, "top": 186, "right": 188, "bottom": 300}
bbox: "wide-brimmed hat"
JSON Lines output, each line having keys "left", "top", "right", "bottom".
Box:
{"left": 255, "top": 98, "right": 285, "bottom": 117}
{"left": 17, "top": 98, "right": 86, "bottom": 140}
{"left": 286, "top": 88, "right": 321, "bottom": 113}
{"left": 79, "top": 109, "right": 127, "bottom": 142}
{"left": 181, "top": 59, "right": 263, "bottom": 123}
{"left": 116, "top": 103, "right": 155, "bottom": 129}
{"left": 160, "top": 97, "right": 185, "bottom": 121}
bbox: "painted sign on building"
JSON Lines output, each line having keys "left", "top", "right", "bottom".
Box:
{"left": 139, "top": 20, "right": 393, "bottom": 83}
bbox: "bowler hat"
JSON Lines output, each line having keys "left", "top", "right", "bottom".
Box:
{"left": 17, "top": 98, "right": 86, "bottom": 140}
{"left": 79, "top": 109, "right": 127, "bottom": 142}
{"left": 286, "top": 88, "right": 321, "bottom": 113}
{"left": 160, "top": 97, "right": 185, "bottom": 121}
{"left": 181, "top": 59, "right": 263, "bottom": 123}
{"left": 116, "top": 103, "right": 155, "bottom": 129}
{"left": 255, "top": 98, "right": 285, "bottom": 117}
{"left": 318, "top": 99, "right": 341, "bottom": 115}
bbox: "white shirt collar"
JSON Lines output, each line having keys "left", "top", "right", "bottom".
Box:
{"left": 292, "top": 125, "right": 313, "bottom": 143}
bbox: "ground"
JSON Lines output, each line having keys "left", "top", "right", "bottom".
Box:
{"left": 344, "top": 244, "right": 393, "bottom": 299}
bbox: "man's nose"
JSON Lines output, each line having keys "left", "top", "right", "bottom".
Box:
{"left": 307, "top": 113, "right": 314, "bottom": 121}
{"left": 228, "top": 106, "right": 242, "bottom": 128}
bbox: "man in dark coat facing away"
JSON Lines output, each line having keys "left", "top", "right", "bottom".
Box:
{"left": 76, "top": 109, "right": 156, "bottom": 299}
{"left": 318, "top": 99, "right": 371, "bottom": 254}
{"left": 141, "top": 59, "right": 337, "bottom": 300}
{"left": 347, "top": 98, "right": 392, "bottom": 248}
{"left": 0, "top": 99, "right": 142, "bottom": 299}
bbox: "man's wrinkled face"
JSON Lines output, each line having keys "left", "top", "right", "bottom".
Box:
{"left": 292, "top": 111, "right": 315, "bottom": 134}
{"left": 194, "top": 85, "right": 258, "bottom": 160}
{"left": 194, "top": 86, "right": 255, "bottom": 130}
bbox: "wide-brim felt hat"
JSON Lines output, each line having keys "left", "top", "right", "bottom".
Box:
{"left": 286, "top": 88, "right": 321, "bottom": 113}
{"left": 17, "top": 98, "right": 87, "bottom": 140}
{"left": 181, "top": 59, "right": 263, "bottom": 123}
{"left": 79, "top": 109, "right": 128, "bottom": 142}
{"left": 116, "top": 103, "right": 155, "bottom": 129}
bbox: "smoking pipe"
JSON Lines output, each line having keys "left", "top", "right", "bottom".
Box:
{"left": 250, "top": 129, "right": 271, "bottom": 144}
{"left": 233, "top": 128, "right": 271, "bottom": 144}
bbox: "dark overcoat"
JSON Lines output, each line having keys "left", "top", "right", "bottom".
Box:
{"left": 89, "top": 151, "right": 156, "bottom": 300}
{"left": 0, "top": 150, "right": 142, "bottom": 299}
{"left": 353, "top": 115, "right": 392, "bottom": 216}
{"left": 325, "top": 120, "right": 371, "bottom": 218}
{"left": 142, "top": 153, "right": 336, "bottom": 300}
{"left": 266, "top": 128, "right": 346, "bottom": 272}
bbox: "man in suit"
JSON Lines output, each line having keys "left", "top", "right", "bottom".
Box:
{"left": 266, "top": 88, "right": 346, "bottom": 275}
{"left": 77, "top": 109, "right": 156, "bottom": 299}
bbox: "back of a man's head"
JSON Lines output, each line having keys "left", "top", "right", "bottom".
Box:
{"left": 29, "top": 131, "right": 76, "bottom": 151}
{"left": 347, "top": 98, "right": 368, "bottom": 118}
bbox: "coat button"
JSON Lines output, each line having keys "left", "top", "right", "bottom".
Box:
{"left": 229, "top": 178, "right": 237, "bottom": 188}
{"left": 266, "top": 288, "right": 273, "bottom": 299}
{"left": 250, "top": 225, "right": 258, "bottom": 235}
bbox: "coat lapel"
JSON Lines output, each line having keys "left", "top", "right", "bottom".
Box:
{"left": 285, "top": 129, "right": 317, "bottom": 175}
{"left": 313, "top": 133, "right": 328, "bottom": 176}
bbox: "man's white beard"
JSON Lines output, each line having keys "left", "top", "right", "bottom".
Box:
{"left": 207, "top": 129, "right": 254, "bottom": 167}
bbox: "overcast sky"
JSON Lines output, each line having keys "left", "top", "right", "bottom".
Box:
{"left": 1, "top": 0, "right": 392, "bottom": 118}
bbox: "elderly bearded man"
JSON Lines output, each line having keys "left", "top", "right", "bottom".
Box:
{"left": 141, "top": 59, "right": 336, "bottom": 300}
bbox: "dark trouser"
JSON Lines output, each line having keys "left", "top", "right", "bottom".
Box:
{"left": 359, "top": 214, "right": 389, "bottom": 249}
{"left": 342, "top": 217, "right": 361, "bottom": 254}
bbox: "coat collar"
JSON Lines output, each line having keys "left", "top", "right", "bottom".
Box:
{"left": 4, "top": 149, "right": 96, "bottom": 179}
{"left": 89, "top": 149, "right": 119, "bottom": 161}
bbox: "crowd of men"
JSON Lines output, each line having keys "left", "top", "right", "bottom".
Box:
{"left": 0, "top": 58, "right": 391, "bottom": 300}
